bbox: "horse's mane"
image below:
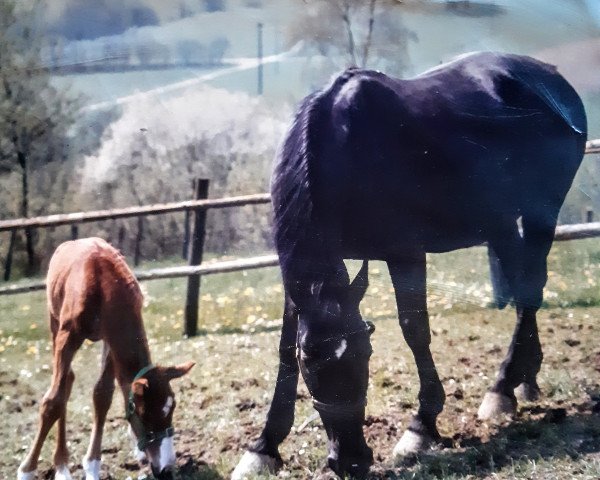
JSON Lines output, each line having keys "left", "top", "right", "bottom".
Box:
{"left": 272, "top": 69, "right": 358, "bottom": 284}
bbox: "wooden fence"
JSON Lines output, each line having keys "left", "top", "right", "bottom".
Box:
{"left": 0, "top": 178, "right": 272, "bottom": 337}
{"left": 0, "top": 139, "right": 599, "bottom": 335}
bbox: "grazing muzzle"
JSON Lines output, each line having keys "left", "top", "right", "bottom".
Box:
{"left": 299, "top": 320, "right": 375, "bottom": 479}
{"left": 126, "top": 365, "right": 177, "bottom": 476}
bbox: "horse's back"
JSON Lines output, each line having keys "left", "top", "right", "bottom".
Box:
{"left": 286, "top": 52, "right": 587, "bottom": 256}
{"left": 47, "top": 238, "right": 142, "bottom": 338}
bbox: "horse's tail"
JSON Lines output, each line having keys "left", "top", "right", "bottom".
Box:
{"left": 487, "top": 245, "right": 512, "bottom": 309}
{"left": 271, "top": 70, "right": 357, "bottom": 284}
{"left": 509, "top": 55, "right": 587, "bottom": 137}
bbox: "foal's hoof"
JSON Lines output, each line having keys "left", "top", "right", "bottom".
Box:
{"left": 392, "top": 429, "right": 432, "bottom": 459}
{"left": 17, "top": 467, "right": 36, "bottom": 480}
{"left": 231, "top": 451, "right": 280, "bottom": 480}
{"left": 515, "top": 382, "right": 541, "bottom": 402}
{"left": 477, "top": 392, "right": 517, "bottom": 420}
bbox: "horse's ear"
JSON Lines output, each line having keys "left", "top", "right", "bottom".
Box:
{"left": 132, "top": 378, "right": 149, "bottom": 397}
{"left": 348, "top": 260, "right": 368, "bottom": 308}
{"left": 163, "top": 361, "right": 195, "bottom": 381}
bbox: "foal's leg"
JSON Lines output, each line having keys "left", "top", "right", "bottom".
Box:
{"left": 54, "top": 366, "right": 76, "bottom": 480}
{"left": 388, "top": 255, "right": 445, "bottom": 458}
{"left": 18, "top": 329, "right": 83, "bottom": 480}
{"left": 83, "top": 344, "right": 115, "bottom": 480}
{"left": 479, "top": 214, "right": 555, "bottom": 419}
{"left": 232, "top": 292, "right": 299, "bottom": 480}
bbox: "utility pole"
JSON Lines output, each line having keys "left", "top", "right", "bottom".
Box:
{"left": 257, "top": 22, "right": 264, "bottom": 95}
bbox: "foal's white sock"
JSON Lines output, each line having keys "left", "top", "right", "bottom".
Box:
{"left": 17, "top": 467, "right": 36, "bottom": 480}
{"left": 54, "top": 464, "right": 73, "bottom": 480}
{"left": 82, "top": 457, "right": 102, "bottom": 480}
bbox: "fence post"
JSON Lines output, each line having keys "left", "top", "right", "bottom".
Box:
{"left": 134, "top": 216, "right": 144, "bottom": 266}
{"left": 586, "top": 207, "right": 594, "bottom": 223}
{"left": 71, "top": 224, "right": 79, "bottom": 240}
{"left": 3, "top": 230, "right": 16, "bottom": 281}
{"left": 184, "top": 178, "right": 209, "bottom": 337}
{"left": 117, "top": 224, "right": 126, "bottom": 251}
{"left": 181, "top": 181, "right": 194, "bottom": 259}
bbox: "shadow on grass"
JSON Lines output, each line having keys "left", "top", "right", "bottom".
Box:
{"left": 377, "top": 407, "right": 600, "bottom": 479}
{"left": 175, "top": 457, "right": 225, "bottom": 480}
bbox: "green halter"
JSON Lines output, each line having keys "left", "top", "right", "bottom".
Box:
{"left": 126, "top": 364, "right": 175, "bottom": 451}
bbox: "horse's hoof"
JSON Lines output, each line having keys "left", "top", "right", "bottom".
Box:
{"left": 17, "top": 467, "right": 36, "bottom": 480}
{"left": 82, "top": 457, "right": 101, "bottom": 480}
{"left": 515, "top": 382, "right": 540, "bottom": 402}
{"left": 478, "top": 392, "right": 516, "bottom": 420}
{"left": 392, "top": 429, "right": 431, "bottom": 459}
{"left": 231, "top": 451, "right": 280, "bottom": 480}
{"left": 54, "top": 465, "right": 73, "bottom": 480}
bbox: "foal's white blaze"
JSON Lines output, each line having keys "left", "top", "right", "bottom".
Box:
{"left": 162, "top": 396, "right": 174, "bottom": 417}
{"left": 335, "top": 339, "right": 347, "bottom": 359}
{"left": 82, "top": 457, "right": 101, "bottom": 480}
{"left": 147, "top": 437, "right": 176, "bottom": 473}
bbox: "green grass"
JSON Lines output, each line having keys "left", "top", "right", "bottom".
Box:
{"left": 1, "top": 239, "right": 600, "bottom": 479}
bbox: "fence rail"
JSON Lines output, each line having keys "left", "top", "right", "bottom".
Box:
{"left": 0, "top": 138, "right": 599, "bottom": 333}
{"left": 587, "top": 139, "right": 600, "bottom": 154}
{"left": 0, "top": 254, "right": 280, "bottom": 296}
{"left": 0, "top": 193, "right": 271, "bottom": 232}
{"left": 2, "top": 218, "right": 600, "bottom": 297}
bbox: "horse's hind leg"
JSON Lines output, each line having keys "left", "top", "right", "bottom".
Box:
{"left": 388, "top": 255, "right": 445, "bottom": 459}
{"left": 83, "top": 343, "right": 115, "bottom": 480}
{"left": 18, "top": 327, "right": 83, "bottom": 480}
{"left": 232, "top": 292, "right": 299, "bottom": 480}
{"left": 479, "top": 213, "right": 556, "bottom": 420}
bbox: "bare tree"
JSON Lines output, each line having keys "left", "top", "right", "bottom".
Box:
{"left": 289, "top": 0, "right": 415, "bottom": 68}
{"left": 0, "top": 0, "right": 80, "bottom": 274}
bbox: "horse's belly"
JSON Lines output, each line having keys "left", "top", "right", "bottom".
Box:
{"left": 340, "top": 207, "right": 489, "bottom": 258}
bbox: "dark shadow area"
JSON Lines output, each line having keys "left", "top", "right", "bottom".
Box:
{"left": 369, "top": 402, "right": 600, "bottom": 479}
{"left": 176, "top": 456, "right": 224, "bottom": 480}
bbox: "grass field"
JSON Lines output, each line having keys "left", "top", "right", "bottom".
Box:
{"left": 1, "top": 239, "right": 599, "bottom": 479}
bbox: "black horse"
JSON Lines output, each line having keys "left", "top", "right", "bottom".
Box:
{"left": 232, "top": 52, "right": 587, "bottom": 479}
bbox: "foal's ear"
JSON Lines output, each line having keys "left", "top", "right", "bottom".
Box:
{"left": 163, "top": 361, "right": 196, "bottom": 381}
{"left": 132, "top": 378, "right": 149, "bottom": 397}
{"left": 348, "top": 260, "right": 369, "bottom": 307}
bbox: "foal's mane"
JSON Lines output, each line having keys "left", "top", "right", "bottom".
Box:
{"left": 100, "top": 242, "right": 143, "bottom": 305}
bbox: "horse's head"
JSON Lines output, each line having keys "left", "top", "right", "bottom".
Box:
{"left": 127, "top": 362, "right": 195, "bottom": 479}
{"left": 297, "top": 261, "right": 374, "bottom": 478}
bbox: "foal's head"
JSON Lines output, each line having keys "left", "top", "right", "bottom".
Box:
{"left": 297, "top": 261, "right": 374, "bottom": 478}
{"left": 127, "top": 362, "right": 195, "bottom": 479}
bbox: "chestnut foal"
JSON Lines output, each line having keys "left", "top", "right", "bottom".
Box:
{"left": 18, "top": 238, "right": 194, "bottom": 480}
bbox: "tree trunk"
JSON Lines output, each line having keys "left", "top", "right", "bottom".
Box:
{"left": 360, "top": 0, "right": 377, "bottom": 68}
{"left": 341, "top": 1, "right": 357, "bottom": 66}
{"left": 18, "top": 151, "right": 37, "bottom": 275}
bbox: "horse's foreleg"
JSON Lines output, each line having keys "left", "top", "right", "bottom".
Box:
{"left": 388, "top": 256, "right": 445, "bottom": 459}
{"left": 232, "top": 292, "right": 299, "bottom": 480}
{"left": 479, "top": 214, "right": 554, "bottom": 420}
{"left": 83, "top": 344, "right": 115, "bottom": 480}
{"left": 19, "top": 329, "right": 83, "bottom": 480}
